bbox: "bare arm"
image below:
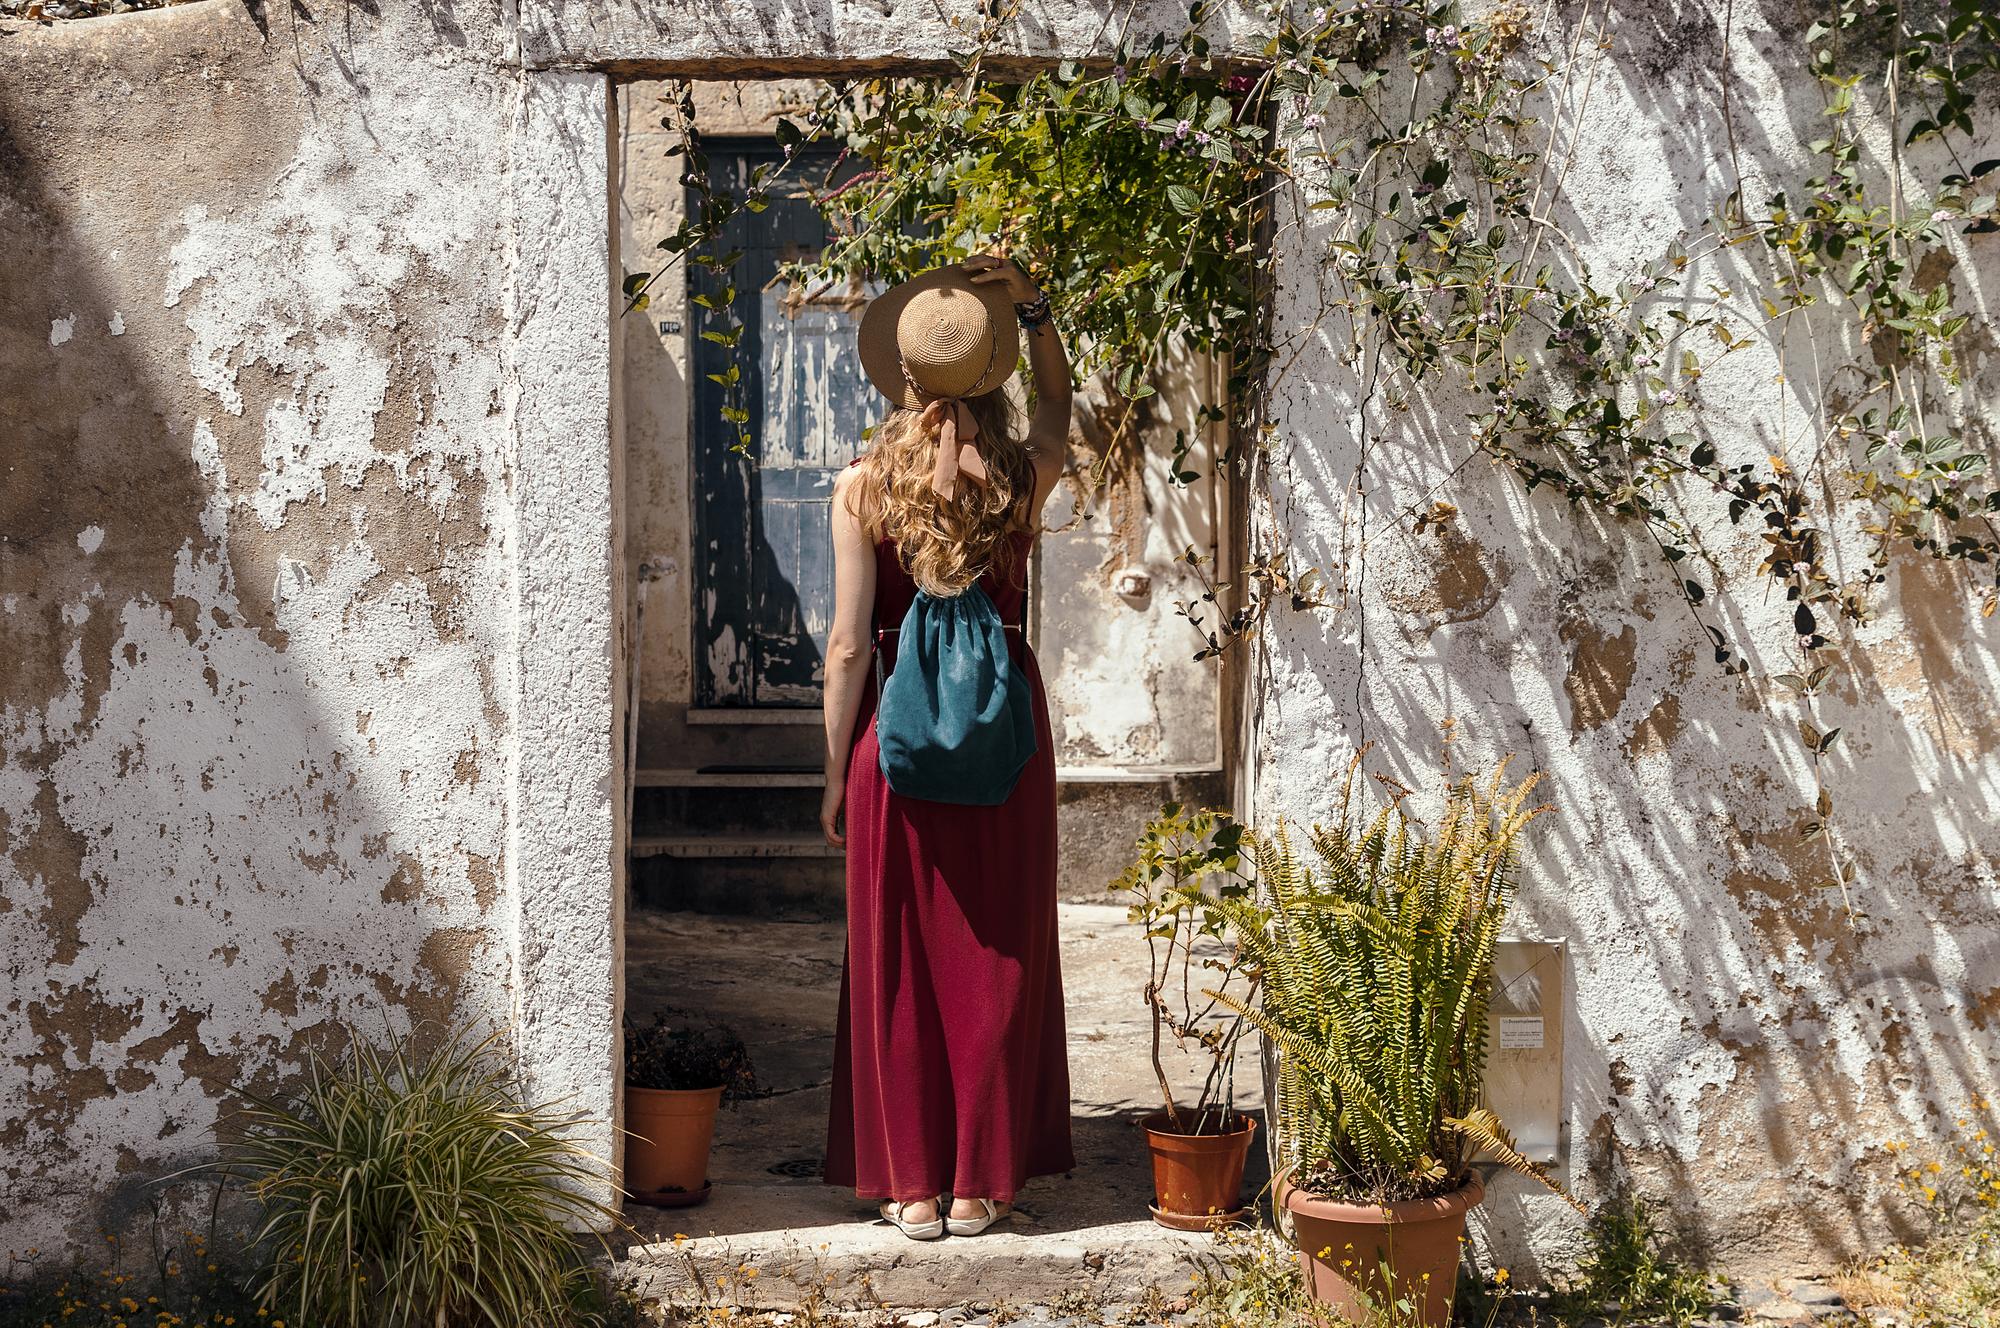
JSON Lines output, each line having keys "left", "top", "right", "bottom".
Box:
{"left": 965, "top": 253, "right": 1072, "bottom": 513}
{"left": 819, "top": 467, "right": 878, "bottom": 847}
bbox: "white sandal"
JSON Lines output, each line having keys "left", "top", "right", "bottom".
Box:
{"left": 879, "top": 1195, "right": 947, "bottom": 1240}
{"left": 944, "top": 1197, "right": 1008, "bottom": 1236}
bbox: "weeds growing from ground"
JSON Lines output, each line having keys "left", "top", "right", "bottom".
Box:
{"left": 0, "top": 1228, "right": 266, "bottom": 1328}
{"left": 1540, "top": 1197, "right": 1719, "bottom": 1328}
{"left": 1839, "top": 1106, "right": 2000, "bottom": 1328}
{"left": 1188, "top": 1224, "right": 1312, "bottom": 1327}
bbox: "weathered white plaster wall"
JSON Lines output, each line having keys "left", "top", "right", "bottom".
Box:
{"left": 618, "top": 81, "right": 700, "bottom": 740}
{"left": 11, "top": 0, "right": 1989, "bottom": 1282}
{"left": 0, "top": 0, "right": 620, "bottom": 1254}
{"left": 509, "top": 64, "right": 626, "bottom": 1189}
{"left": 1038, "top": 351, "right": 1225, "bottom": 769}
{"left": 0, "top": 0, "right": 1251, "bottom": 1265}
{"left": 1252, "top": 0, "right": 2000, "bottom": 1275}
{"left": 522, "top": 0, "right": 1262, "bottom": 73}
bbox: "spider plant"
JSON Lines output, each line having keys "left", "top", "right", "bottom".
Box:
{"left": 1209, "top": 757, "right": 1582, "bottom": 1209}
{"left": 216, "top": 1020, "right": 623, "bottom": 1328}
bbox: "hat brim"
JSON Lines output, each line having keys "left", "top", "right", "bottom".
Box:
{"left": 858, "top": 263, "right": 1022, "bottom": 410}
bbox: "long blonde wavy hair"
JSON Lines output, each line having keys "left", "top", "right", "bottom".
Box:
{"left": 844, "top": 389, "right": 1035, "bottom": 598}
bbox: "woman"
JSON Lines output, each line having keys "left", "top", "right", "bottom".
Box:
{"left": 818, "top": 253, "right": 1076, "bottom": 1239}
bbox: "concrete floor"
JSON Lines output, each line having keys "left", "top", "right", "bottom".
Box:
{"left": 615, "top": 902, "right": 1268, "bottom": 1310}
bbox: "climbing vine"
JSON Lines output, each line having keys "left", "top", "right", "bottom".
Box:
{"left": 628, "top": 0, "right": 1999, "bottom": 908}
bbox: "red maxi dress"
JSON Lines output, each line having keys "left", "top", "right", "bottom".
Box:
{"left": 824, "top": 526, "right": 1076, "bottom": 1203}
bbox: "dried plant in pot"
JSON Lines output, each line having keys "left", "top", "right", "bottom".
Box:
{"left": 1112, "top": 804, "right": 1261, "bottom": 1230}
{"left": 1206, "top": 757, "right": 1583, "bottom": 1327}
{"left": 622, "top": 1012, "right": 759, "bottom": 1208}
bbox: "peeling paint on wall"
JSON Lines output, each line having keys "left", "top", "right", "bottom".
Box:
{"left": 8, "top": 0, "right": 1991, "bottom": 1284}
{"left": 1040, "top": 347, "right": 1224, "bottom": 769}
{"left": 1, "top": 0, "right": 529, "bottom": 1257}
{"left": 1252, "top": 0, "right": 2000, "bottom": 1275}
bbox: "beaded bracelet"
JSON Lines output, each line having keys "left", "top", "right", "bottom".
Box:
{"left": 1014, "top": 293, "right": 1054, "bottom": 331}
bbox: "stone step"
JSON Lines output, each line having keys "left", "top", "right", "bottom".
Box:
{"left": 628, "top": 770, "right": 838, "bottom": 915}
{"left": 615, "top": 904, "right": 1270, "bottom": 1312}
{"left": 639, "top": 714, "right": 824, "bottom": 772}
{"left": 613, "top": 1183, "right": 1232, "bottom": 1310}
{"left": 630, "top": 848, "right": 845, "bottom": 917}
{"left": 634, "top": 780, "right": 822, "bottom": 838}
{"left": 686, "top": 708, "right": 823, "bottom": 725}
{"left": 636, "top": 765, "right": 823, "bottom": 788}
{"left": 630, "top": 832, "right": 838, "bottom": 859}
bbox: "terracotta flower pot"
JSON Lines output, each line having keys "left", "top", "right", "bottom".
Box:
{"left": 1280, "top": 1171, "right": 1484, "bottom": 1328}
{"left": 1141, "top": 1110, "right": 1258, "bottom": 1229}
{"left": 625, "top": 1084, "right": 724, "bottom": 1206}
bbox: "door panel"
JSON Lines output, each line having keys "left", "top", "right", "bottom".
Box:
{"left": 692, "top": 147, "right": 874, "bottom": 708}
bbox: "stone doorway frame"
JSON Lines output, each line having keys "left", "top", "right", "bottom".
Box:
{"left": 506, "top": 9, "right": 1263, "bottom": 1213}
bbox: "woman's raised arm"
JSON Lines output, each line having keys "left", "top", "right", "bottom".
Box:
{"left": 965, "top": 253, "right": 1072, "bottom": 507}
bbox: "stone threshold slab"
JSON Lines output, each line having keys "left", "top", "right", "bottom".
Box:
{"left": 612, "top": 1181, "right": 1225, "bottom": 1310}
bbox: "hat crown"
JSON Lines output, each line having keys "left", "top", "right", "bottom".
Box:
{"left": 896, "top": 287, "right": 996, "bottom": 399}
{"left": 858, "top": 263, "right": 1019, "bottom": 410}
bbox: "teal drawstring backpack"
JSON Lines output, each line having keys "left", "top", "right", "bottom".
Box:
{"left": 873, "top": 583, "right": 1037, "bottom": 806}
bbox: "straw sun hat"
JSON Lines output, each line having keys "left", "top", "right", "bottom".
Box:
{"left": 857, "top": 263, "right": 1023, "bottom": 499}
{"left": 858, "top": 263, "right": 1021, "bottom": 410}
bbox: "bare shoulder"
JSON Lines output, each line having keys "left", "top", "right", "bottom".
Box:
{"left": 832, "top": 462, "right": 874, "bottom": 528}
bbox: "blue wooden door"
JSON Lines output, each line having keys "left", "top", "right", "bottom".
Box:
{"left": 692, "top": 146, "right": 877, "bottom": 707}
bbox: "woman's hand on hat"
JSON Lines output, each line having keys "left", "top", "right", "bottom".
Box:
{"left": 964, "top": 252, "right": 1040, "bottom": 304}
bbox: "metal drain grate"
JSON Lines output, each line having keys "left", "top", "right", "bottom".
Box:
{"left": 766, "top": 1156, "right": 824, "bottom": 1180}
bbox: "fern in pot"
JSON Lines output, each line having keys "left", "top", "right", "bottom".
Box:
{"left": 1207, "top": 758, "right": 1581, "bottom": 1327}
{"left": 1112, "top": 803, "right": 1262, "bottom": 1230}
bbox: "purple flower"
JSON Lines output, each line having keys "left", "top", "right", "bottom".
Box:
{"left": 1113, "top": 64, "right": 1128, "bottom": 80}
{"left": 1301, "top": 112, "right": 1325, "bottom": 130}
{"left": 1175, "top": 119, "right": 1192, "bottom": 138}
{"left": 1195, "top": 130, "right": 1212, "bottom": 145}
{"left": 1656, "top": 389, "right": 1680, "bottom": 406}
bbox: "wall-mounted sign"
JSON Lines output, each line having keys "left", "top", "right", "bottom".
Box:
{"left": 1485, "top": 938, "right": 1567, "bottom": 1171}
